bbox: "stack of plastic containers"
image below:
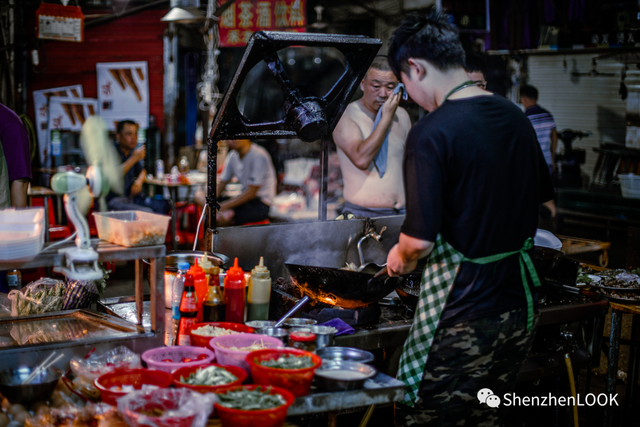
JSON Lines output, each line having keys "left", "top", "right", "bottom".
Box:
{"left": 0, "top": 207, "right": 45, "bottom": 260}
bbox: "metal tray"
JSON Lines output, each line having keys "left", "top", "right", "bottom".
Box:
{"left": 602, "top": 293, "right": 640, "bottom": 304}
{"left": 0, "top": 310, "right": 144, "bottom": 349}
{"left": 97, "top": 296, "right": 152, "bottom": 328}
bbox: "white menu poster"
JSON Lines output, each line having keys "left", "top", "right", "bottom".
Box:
{"left": 96, "top": 61, "right": 149, "bottom": 131}
{"left": 47, "top": 97, "right": 98, "bottom": 157}
{"left": 32, "top": 84, "right": 83, "bottom": 167}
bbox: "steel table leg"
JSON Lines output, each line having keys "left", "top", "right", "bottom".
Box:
{"left": 605, "top": 309, "right": 622, "bottom": 427}
{"left": 43, "top": 195, "right": 50, "bottom": 243}
{"left": 171, "top": 187, "right": 178, "bottom": 249}
{"left": 135, "top": 259, "right": 144, "bottom": 325}
{"left": 625, "top": 314, "right": 640, "bottom": 416}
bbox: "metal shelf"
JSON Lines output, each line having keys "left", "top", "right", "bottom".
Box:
{"left": 0, "top": 239, "right": 165, "bottom": 270}
{"left": 0, "top": 239, "right": 166, "bottom": 370}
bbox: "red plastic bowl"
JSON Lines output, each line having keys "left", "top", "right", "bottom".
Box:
{"left": 214, "top": 385, "right": 294, "bottom": 427}
{"left": 94, "top": 368, "right": 172, "bottom": 406}
{"left": 246, "top": 348, "right": 322, "bottom": 397}
{"left": 188, "top": 322, "right": 255, "bottom": 348}
{"left": 171, "top": 363, "right": 247, "bottom": 393}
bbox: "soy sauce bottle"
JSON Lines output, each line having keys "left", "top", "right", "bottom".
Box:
{"left": 177, "top": 273, "right": 198, "bottom": 345}
{"left": 202, "top": 264, "right": 225, "bottom": 322}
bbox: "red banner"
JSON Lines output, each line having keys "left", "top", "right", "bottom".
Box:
{"left": 219, "top": 0, "right": 306, "bottom": 47}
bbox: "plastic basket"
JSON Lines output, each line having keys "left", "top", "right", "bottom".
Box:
{"left": 619, "top": 174, "right": 640, "bottom": 199}
{"left": 209, "top": 334, "right": 284, "bottom": 377}
{"left": 93, "top": 211, "right": 170, "bottom": 247}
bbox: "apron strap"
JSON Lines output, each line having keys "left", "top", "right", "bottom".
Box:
{"left": 461, "top": 237, "right": 540, "bottom": 331}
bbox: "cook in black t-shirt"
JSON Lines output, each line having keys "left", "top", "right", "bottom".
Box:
{"left": 401, "top": 94, "right": 554, "bottom": 326}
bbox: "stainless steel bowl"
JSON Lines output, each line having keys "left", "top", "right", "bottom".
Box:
{"left": 246, "top": 320, "right": 277, "bottom": 329}
{"left": 315, "top": 360, "right": 377, "bottom": 392}
{"left": 258, "top": 327, "right": 289, "bottom": 345}
{"left": 315, "top": 346, "right": 375, "bottom": 364}
{"left": 291, "top": 325, "right": 336, "bottom": 350}
{"left": 283, "top": 318, "right": 317, "bottom": 328}
{"left": 0, "top": 367, "right": 60, "bottom": 404}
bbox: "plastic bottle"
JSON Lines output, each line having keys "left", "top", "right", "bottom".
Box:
{"left": 202, "top": 263, "right": 225, "bottom": 322}
{"left": 177, "top": 273, "right": 199, "bottom": 345}
{"left": 171, "top": 262, "right": 190, "bottom": 338}
{"left": 247, "top": 257, "right": 271, "bottom": 321}
{"left": 190, "top": 259, "right": 207, "bottom": 322}
{"left": 224, "top": 258, "right": 246, "bottom": 324}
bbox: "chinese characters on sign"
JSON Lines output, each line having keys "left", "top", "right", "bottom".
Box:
{"left": 219, "top": 0, "right": 306, "bottom": 47}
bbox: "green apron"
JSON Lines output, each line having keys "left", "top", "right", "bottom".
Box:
{"left": 396, "top": 81, "right": 541, "bottom": 406}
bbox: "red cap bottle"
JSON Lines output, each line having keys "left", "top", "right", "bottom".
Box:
{"left": 189, "top": 259, "right": 207, "bottom": 322}
{"left": 224, "top": 258, "right": 246, "bottom": 324}
{"left": 177, "top": 273, "right": 199, "bottom": 345}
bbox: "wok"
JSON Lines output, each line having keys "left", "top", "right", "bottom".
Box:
{"left": 285, "top": 263, "right": 402, "bottom": 309}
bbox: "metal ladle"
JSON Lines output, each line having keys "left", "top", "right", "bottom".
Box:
{"left": 274, "top": 295, "right": 311, "bottom": 328}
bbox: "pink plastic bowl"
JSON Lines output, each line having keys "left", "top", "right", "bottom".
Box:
{"left": 141, "top": 346, "right": 215, "bottom": 373}
{"left": 209, "top": 334, "right": 283, "bottom": 376}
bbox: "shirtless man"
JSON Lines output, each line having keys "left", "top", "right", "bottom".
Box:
{"left": 332, "top": 56, "right": 412, "bottom": 217}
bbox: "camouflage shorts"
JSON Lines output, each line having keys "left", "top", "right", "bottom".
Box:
{"left": 396, "top": 307, "right": 537, "bottom": 427}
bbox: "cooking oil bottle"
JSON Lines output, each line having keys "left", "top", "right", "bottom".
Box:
{"left": 202, "top": 263, "right": 225, "bottom": 322}
{"left": 247, "top": 257, "right": 271, "bottom": 321}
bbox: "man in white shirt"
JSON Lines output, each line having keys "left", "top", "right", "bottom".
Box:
{"left": 332, "top": 56, "right": 412, "bottom": 217}
{"left": 196, "top": 139, "right": 276, "bottom": 226}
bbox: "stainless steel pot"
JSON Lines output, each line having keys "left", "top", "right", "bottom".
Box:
{"left": 150, "top": 251, "right": 231, "bottom": 309}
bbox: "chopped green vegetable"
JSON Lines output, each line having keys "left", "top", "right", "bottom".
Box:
{"left": 180, "top": 366, "right": 237, "bottom": 386}
{"left": 259, "top": 354, "right": 314, "bottom": 369}
{"left": 217, "top": 386, "right": 286, "bottom": 410}
{"left": 577, "top": 274, "right": 593, "bottom": 284}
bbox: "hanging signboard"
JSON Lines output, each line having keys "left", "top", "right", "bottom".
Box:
{"left": 36, "top": 3, "right": 84, "bottom": 43}
{"left": 219, "top": 0, "right": 306, "bottom": 47}
{"left": 47, "top": 97, "right": 98, "bottom": 157}
{"left": 96, "top": 61, "right": 150, "bottom": 131}
{"left": 33, "top": 85, "right": 83, "bottom": 168}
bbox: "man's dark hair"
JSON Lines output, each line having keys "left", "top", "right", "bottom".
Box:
{"left": 369, "top": 55, "right": 392, "bottom": 73}
{"left": 116, "top": 119, "right": 138, "bottom": 134}
{"left": 520, "top": 85, "right": 539, "bottom": 101}
{"left": 464, "top": 52, "right": 486, "bottom": 74}
{"left": 388, "top": 10, "right": 466, "bottom": 79}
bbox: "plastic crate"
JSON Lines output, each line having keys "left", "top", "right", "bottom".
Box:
{"left": 93, "top": 211, "right": 170, "bottom": 247}
{"left": 619, "top": 174, "right": 640, "bottom": 199}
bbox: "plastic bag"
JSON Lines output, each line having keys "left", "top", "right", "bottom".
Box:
{"left": 8, "top": 278, "right": 65, "bottom": 317}
{"left": 70, "top": 346, "right": 141, "bottom": 401}
{"left": 63, "top": 279, "right": 99, "bottom": 310}
{"left": 117, "top": 388, "right": 216, "bottom": 427}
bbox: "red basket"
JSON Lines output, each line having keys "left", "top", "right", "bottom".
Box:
{"left": 246, "top": 348, "right": 322, "bottom": 397}
{"left": 171, "top": 364, "right": 247, "bottom": 393}
{"left": 188, "top": 322, "right": 255, "bottom": 349}
{"left": 94, "top": 369, "right": 172, "bottom": 406}
{"left": 214, "top": 385, "right": 294, "bottom": 427}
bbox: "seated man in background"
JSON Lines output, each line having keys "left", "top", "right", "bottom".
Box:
{"left": 195, "top": 139, "right": 276, "bottom": 226}
{"left": 106, "top": 120, "right": 166, "bottom": 214}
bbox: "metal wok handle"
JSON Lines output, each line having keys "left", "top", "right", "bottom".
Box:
{"left": 275, "top": 295, "right": 310, "bottom": 328}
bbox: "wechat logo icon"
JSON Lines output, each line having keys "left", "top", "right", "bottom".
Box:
{"left": 477, "top": 388, "right": 501, "bottom": 408}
